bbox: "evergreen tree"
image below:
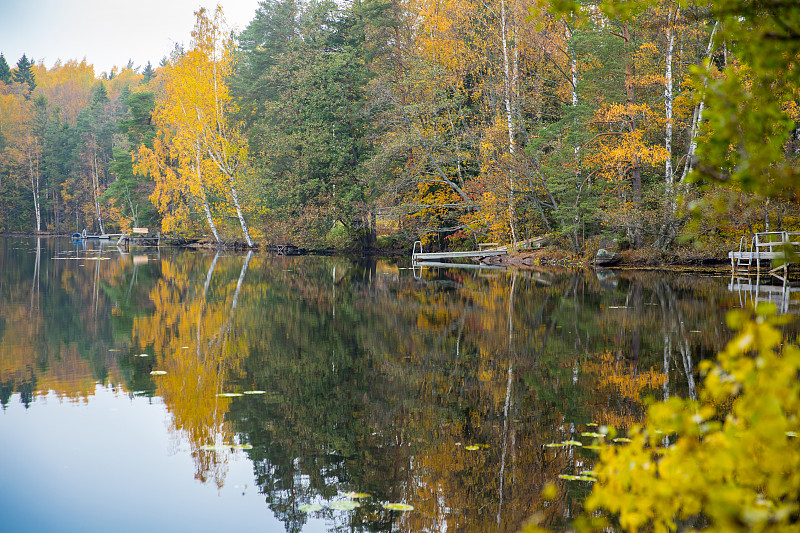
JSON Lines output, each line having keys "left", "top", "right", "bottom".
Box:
{"left": 12, "top": 54, "right": 36, "bottom": 97}
{"left": 235, "top": 0, "right": 379, "bottom": 247}
{"left": 142, "top": 61, "right": 155, "bottom": 82}
{"left": 0, "top": 54, "right": 11, "bottom": 83}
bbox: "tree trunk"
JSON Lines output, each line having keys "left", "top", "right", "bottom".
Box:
{"left": 622, "top": 23, "right": 643, "bottom": 247}
{"left": 501, "top": 0, "right": 518, "bottom": 247}
{"left": 681, "top": 21, "right": 719, "bottom": 183}
{"left": 91, "top": 150, "right": 105, "bottom": 234}
{"left": 229, "top": 178, "right": 254, "bottom": 247}
{"left": 28, "top": 150, "right": 41, "bottom": 233}
{"left": 196, "top": 146, "right": 220, "bottom": 243}
{"left": 665, "top": 9, "right": 676, "bottom": 203}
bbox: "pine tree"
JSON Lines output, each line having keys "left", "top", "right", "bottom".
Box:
{"left": 12, "top": 54, "right": 36, "bottom": 97}
{"left": 0, "top": 54, "right": 11, "bottom": 83}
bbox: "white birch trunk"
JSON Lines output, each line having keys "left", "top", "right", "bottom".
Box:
{"left": 229, "top": 179, "right": 254, "bottom": 247}
{"left": 501, "top": 0, "right": 518, "bottom": 246}
{"left": 196, "top": 146, "right": 220, "bottom": 243}
{"left": 28, "top": 149, "right": 41, "bottom": 233}
{"left": 665, "top": 9, "right": 676, "bottom": 204}
{"left": 91, "top": 150, "right": 105, "bottom": 234}
{"left": 681, "top": 21, "right": 719, "bottom": 184}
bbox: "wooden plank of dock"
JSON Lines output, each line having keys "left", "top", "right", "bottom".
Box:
{"left": 413, "top": 249, "right": 507, "bottom": 261}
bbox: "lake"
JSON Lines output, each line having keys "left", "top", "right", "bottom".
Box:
{"left": 0, "top": 237, "right": 792, "bottom": 532}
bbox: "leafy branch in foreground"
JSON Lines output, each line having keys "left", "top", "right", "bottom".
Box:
{"left": 525, "top": 303, "right": 800, "bottom": 532}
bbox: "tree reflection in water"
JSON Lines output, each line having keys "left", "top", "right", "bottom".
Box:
{"left": 1, "top": 238, "right": 778, "bottom": 531}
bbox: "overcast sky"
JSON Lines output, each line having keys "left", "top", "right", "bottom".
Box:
{"left": 1, "top": 0, "right": 262, "bottom": 75}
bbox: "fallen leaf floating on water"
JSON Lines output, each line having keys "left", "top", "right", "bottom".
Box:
{"left": 383, "top": 503, "right": 414, "bottom": 511}
{"left": 217, "top": 393, "right": 243, "bottom": 398}
{"left": 298, "top": 504, "right": 323, "bottom": 513}
{"left": 786, "top": 431, "right": 797, "bottom": 438}
{"left": 586, "top": 423, "right": 598, "bottom": 427}
{"left": 612, "top": 437, "right": 632, "bottom": 443}
{"left": 465, "top": 445, "right": 480, "bottom": 451}
{"left": 149, "top": 370, "right": 167, "bottom": 375}
{"left": 243, "top": 390, "right": 266, "bottom": 395}
{"left": 581, "top": 432, "right": 604, "bottom": 438}
{"left": 344, "top": 492, "right": 371, "bottom": 499}
{"left": 559, "top": 474, "right": 597, "bottom": 482}
{"left": 329, "top": 500, "right": 360, "bottom": 511}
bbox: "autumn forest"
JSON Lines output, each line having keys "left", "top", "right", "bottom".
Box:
{"left": 1, "top": 0, "right": 799, "bottom": 253}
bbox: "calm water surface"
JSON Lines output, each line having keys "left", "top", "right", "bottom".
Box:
{"left": 0, "top": 237, "right": 788, "bottom": 532}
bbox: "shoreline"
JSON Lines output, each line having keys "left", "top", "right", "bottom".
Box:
{"left": 0, "top": 233, "right": 743, "bottom": 273}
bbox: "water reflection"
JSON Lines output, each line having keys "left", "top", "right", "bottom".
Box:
{"left": 0, "top": 237, "right": 782, "bottom": 532}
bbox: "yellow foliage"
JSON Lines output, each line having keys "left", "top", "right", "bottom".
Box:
{"left": 135, "top": 6, "right": 250, "bottom": 240}
{"left": 581, "top": 306, "right": 800, "bottom": 532}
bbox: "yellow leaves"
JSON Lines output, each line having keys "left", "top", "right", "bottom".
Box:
{"left": 585, "top": 307, "right": 800, "bottom": 532}
{"left": 583, "top": 128, "right": 668, "bottom": 183}
{"left": 138, "top": 5, "right": 249, "bottom": 237}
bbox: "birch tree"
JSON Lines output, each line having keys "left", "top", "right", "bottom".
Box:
{"left": 137, "top": 6, "right": 254, "bottom": 246}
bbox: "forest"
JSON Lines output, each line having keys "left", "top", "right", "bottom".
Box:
{"left": 1, "top": 0, "right": 799, "bottom": 255}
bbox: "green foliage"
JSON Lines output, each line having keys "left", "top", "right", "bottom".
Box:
{"left": 688, "top": 0, "right": 800, "bottom": 198}
{"left": 578, "top": 304, "right": 800, "bottom": 532}
{"left": 0, "top": 54, "right": 10, "bottom": 84}
{"left": 11, "top": 54, "right": 36, "bottom": 97}
{"left": 234, "top": 0, "right": 380, "bottom": 248}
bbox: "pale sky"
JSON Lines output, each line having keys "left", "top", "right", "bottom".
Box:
{"left": 0, "top": 0, "right": 262, "bottom": 75}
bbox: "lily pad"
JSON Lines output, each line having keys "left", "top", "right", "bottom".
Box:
{"left": 199, "top": 443, "right": 252, "bottom": 451}
{"left": 149, "top": 370, "right": 167, "bottom": 375}
{"left": 298, "top": 503, "right": 323, "bottom": 513}
{"left": 329, "top": 500, "right": 360, "bottom": 511}
{"left": 545, "top": 440, "right": 583, "bottom": 448}
{"left": 199, "top": 445, "right": 228, "bottom": 451}
{"left": 581, "top": 432, "right": 604, "bottom": 438}
{"left": 465, "top": 445, "right": 481, "bottom": 451}
{"left": 344, "top": 492, "right": 371, "bottom": 499}
{"left": 243, "top": 390, "right": 266, "bottom": 395}
{"left": 217, "top": 393, "right": 243, "bottom": 398}
{"left": 612, "top": 437, "right": 632, "bottom": 443}
{"left": 786, "top": 431, "right": 798, "bottom": 438}
{"left": 383, "top": 503, "right": 414, "bottom": 511}
{"left": 586, "top": 423, "right": 598, "bottom": 427}
{"left": 559, "top": 474, "right": 597, "bottom": 482}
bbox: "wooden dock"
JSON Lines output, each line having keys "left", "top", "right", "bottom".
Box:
{"left": 116, "top": 228, "right": 161, "bottom": 247}
{"left": 729, "top": 231, "right": 800, "bottom": 281}
{"left": 83, "top": 233, "right": 124, "bottom": 240}
{"left": 412, "top": 241, "right": 507, "bottom": 263}
{"left": 729, "top": 276, "right": 800, "bottom": 314}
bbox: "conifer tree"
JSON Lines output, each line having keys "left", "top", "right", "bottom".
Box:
{"left": 0, "top": 54, "right": 11, "bottom": 83}
{"left": 12, "top": 54, "right": 36, "bottom": 97}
